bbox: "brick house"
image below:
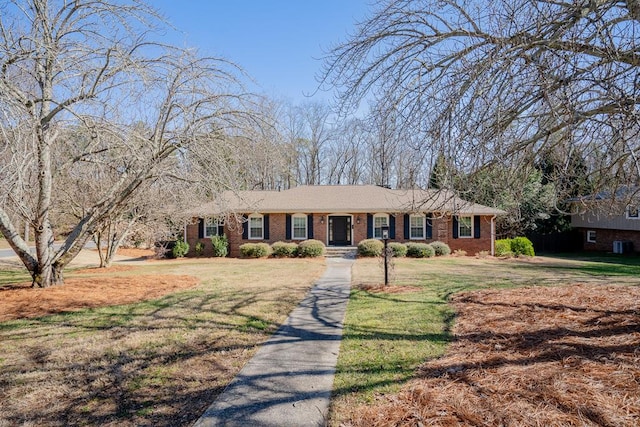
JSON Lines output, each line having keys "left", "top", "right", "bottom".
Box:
{"left": 185, "top": 185, "right": 505, "bottom": 257}
{"left": 571, "top": 196, "right": 640, "bottom": 253}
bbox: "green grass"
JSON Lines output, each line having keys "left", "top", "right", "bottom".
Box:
{"left": 334, "top": 286, "right": 452, "bottom": 402}
{"left": 543, "top": 252, "right": 640, "bottom": 276}
{"left": 0, "top": 268, "right": 30, "bottom": 287}
{"left": 330, "top": 254, "right": 640, "bottom": 424}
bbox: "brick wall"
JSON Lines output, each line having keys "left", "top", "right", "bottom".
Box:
{"left": 225, "top": 213, "right": 331, "bottom": 257}
{"left": 579, "top": 227, "right": 640, "bottom": 253}
{"left": 185, "top": 220, "right": 232, "bottom": 257}
{"left": 226, "top": 218, "right": 245, "bottom": 258}
{"left": 186, "top": 213, "right": 497, "bottom": 257}
{"left": 390, "top": 214, "right": 495, "bottom": 255}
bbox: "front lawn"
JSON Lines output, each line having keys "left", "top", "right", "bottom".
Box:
{"left": 330, "top": 255, "right": 640, "bottom": 426}
{"left": 0, "top": 258, "right": 325, "bottom": 426}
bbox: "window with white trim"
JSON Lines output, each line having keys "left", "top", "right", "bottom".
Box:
{"left": 458, "top": 216, "right": 473, "bottom": 238}
{"left": 410, "top": 215, "right": 425, "bottom": 239}
{"left": 373, "top": 214, "right": 389, "bottom": 239}
{"left": 586, "top": 230, "right": 596, "bottom": 243}
{"left": 204, "top": 217, "right": 223, "bottom": 238}
{"left": 249, "top": 214, "right": 263, "bottom": 239}
{"left": 626, "top": 205, "right": 639, "bottom": 219}
{"left": 292, "top": 214, "right": 307, "bottom": 240}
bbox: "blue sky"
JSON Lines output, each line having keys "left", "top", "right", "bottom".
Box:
{"left": 153, "top": 1, "right": 371, "bottom": 104}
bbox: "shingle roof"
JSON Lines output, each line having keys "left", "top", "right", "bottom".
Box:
{"left": 190, "top": 185, "right": 505, "bottom": 216}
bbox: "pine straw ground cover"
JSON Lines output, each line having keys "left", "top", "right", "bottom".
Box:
{"left": 0, "top": 256, "right": 325, "bottom": 426}
{"left": 332, "top": 255, "right": 640, "bottom": 426}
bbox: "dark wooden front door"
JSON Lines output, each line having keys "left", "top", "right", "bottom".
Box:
{"left": 329, "top": 216, "right": 351, "bottom": 246}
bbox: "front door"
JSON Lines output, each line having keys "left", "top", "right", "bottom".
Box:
{"left": 329, "top": 216, "right": 351, "bottom": 246}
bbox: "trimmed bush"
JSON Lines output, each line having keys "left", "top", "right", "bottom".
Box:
{"left": 388, "top": 242, "right": 407, "bottom": 257}
{"left": 271, "top": 241, "right": 298, "bottom": 258}
{"left": 357, "top": 239, "right": 384, "bottom": 257}
{"left": 430, "top": 241, "right": 451, "bottom": 256}
{"left": 211, "top": 234, "right": 228, "bottom": 257}
{"left": 495, "top": 239, "right": 513, "bottom": 257}
{"left": 171, "top": 239, "right": 189, "bottom": 258}
{"left": 495, "top": 237, "right": 535, "bottom": 257}
{"left": 511, "top": 236, "right": 535, "bottom": 257}
{"left": 297, "top": 239, "right": 325, "bottom": 258}
{"left": 239, "top": 242, "right": 272, "bottom": 258}
{"left": 406, "top": 242, "right": 435, "bottom": 258}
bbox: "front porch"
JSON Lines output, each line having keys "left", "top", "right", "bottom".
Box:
{"left": 324, "top": 246, "right": 357, "bottom": 258}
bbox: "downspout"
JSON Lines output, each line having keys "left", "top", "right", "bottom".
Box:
{"left": 491, "top": 215, "right": 496, "bottom": 256}
{"left": 184, "top": 222, "right": 188, "bottom": 243}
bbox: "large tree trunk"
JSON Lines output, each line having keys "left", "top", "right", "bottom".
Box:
{"left": 33, "top": 262, "right": 65, "bottom": 287}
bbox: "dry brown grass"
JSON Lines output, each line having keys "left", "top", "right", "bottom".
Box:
{"left": 341, "top": 282, "right": 640, "bottom": 426}
{"left": 0, "top": 257, "right": 325, "bottom": 426}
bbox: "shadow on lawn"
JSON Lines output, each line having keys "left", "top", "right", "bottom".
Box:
{"left": 331, "top": 288, "right": 456, "bottom": 399}
{"left": 332, "top": 271, "right": 640, "bottom": 426}
{"left": 0, "top": 285, "right": 304, "bottom": 427}
{"left": 513, "top": 253, "right": 640, "bottom": 277}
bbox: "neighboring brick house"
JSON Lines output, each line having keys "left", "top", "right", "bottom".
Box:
{"left": 571, "top": 197, "right": 640, "bottom": 253}
{"left": 185, "top": 185, "right": 505, "bottom": 257}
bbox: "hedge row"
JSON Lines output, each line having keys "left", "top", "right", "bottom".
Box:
{"left": 357, "top": 239, "right": 451, "bottom": 258}
{"left": 240, "top": 239, "right": 326, "bottom": 258}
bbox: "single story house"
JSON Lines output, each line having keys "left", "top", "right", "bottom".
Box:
{"left": 571, "top": 192, "right": 640, "bottom": 253}
{"left": 185, "top": 185, "right": 505, "bottom": 257}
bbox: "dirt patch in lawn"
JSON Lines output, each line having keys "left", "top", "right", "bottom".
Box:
{"left": 356, "top": 284, "right": 421, "bottom": 294}
{"left": 0, "top": 274, "right": 199, "bottom": 321}
{"left": 342, "top": 283, "right": 640, "bottom": 426}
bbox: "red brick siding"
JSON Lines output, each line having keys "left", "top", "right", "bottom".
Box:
{"left": 226, "top": 219, "right": 245, "bottom": 258}
{"left": 184, "top": 220, "right": 232, "bottom": 257}
{"left": 389, "top": 214, "right": 494, "bottom": 255}
{"left": 352, "top": 216, "right": 367, "bottom": 245}
{"left": 186, "top": 213, "right": 496, "bottom": 257}
{"left": 578, "top": 228, "right": 640, "bottom": 253}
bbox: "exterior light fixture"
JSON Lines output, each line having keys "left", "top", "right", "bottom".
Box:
{"left": 381, "top": 225, "right": 390, "bottom": 240}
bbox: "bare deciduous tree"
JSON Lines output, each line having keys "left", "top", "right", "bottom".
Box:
{"left": 322, "top": 0, "right": 640, "bottom": 202}
{"left": 0, "top": 0, "right": 253, "bottom": 287}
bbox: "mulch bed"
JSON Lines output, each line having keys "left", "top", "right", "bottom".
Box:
{"left": 0, "top": 274, "right": 199, "bottom": 321}
{"left": 343, "top": 283, "right": 640, "bottom": 426}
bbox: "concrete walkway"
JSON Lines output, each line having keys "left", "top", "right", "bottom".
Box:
{"left": 193, "top": 257, "right": 354, "bottom": 427}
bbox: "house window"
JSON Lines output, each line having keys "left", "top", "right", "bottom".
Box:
{"left": 249, "top": 214, "right": 263, "bottom": 239}
{"left": 458, "top": 216, "right": 473, "bottom": 238}
{"left": 374, "top": 214, "right": 389, "bottom": 239}
{"left": 204, "top": 217, "right": 223, "bottom": 238}
{"left": 586, "top": 230, "right": 596, "bottom": 243}
{"left": 626, "top": 205, "right": 639, "bottom": 219}
{"left": 292, "top": 214, "right": 307, "bottom": 240}
{"left": 410, "top": 215, "right": 425, "bottom": 239}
